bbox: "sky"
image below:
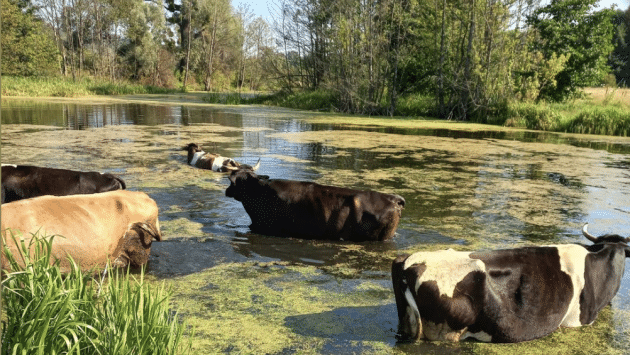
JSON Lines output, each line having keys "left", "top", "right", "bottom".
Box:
{"left": 233, "top": 0, "right": 274, "bottom": 21}
{"left": 596, "top": 0, "right": 629, "bottom": 9}
{"left": 232, "top": 0, "right": 629, "bottom": 23}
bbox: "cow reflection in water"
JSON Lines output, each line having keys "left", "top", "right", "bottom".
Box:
{"left": 392, "top": 224, "right": 630, "bottom": 343}
{"left": 225, "top": 169, "right": 405, "bottom": 242}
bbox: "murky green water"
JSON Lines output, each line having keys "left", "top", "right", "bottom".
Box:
{"left": 2, "top": 97, "right": 630, "bottom": 354}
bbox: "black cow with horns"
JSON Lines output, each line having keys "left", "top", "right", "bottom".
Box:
{"left": 225, "top": 169, "right": 405, "bottom": 242}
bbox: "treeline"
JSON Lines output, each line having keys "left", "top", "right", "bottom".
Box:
{"left": 276, "top": 0, "right": 630, "bottom": 119}
{"left": 2, "top": 0, "right": 630, "bottom": 120}
{"left": 1, "top": 0, "right": 280, "bottom": 91}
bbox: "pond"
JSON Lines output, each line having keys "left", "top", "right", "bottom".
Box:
{"left": 2, "top": 97, "right": 630, "bottom": 354}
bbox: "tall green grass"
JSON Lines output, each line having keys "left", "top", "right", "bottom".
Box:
{"left": 1, "top": 232, "right": 191, "bottom": 355}
{"left": 1, "top": 76, "right": 179, "bottom": 97}
{"left": 564, "top": 107, "right": 630, "bottom": 136}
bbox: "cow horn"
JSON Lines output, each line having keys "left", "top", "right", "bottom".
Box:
{"left": 252, "top": 158, "right": 261, "bottom": 171}
{"left": 582, "top": 223, "right": 598, "bottom": 242}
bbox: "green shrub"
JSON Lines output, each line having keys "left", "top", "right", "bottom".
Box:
{"left": 565, "top": 107, "right": 630, "bottom": 136}
{"left": 1, "top": 76, "right": 180, "bottom": 97}
{"left": 203, "top": 92, "right": 243, "bottom": 105}
{"left": 1, "top": 231, "right": 191, "bottom": 355}
{"left": 501, "top": 103, "right": 562, "bottom": 131}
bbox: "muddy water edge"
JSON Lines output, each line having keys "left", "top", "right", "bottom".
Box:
{"left": 2, "top": 97, "right": 630, "bottom": 354}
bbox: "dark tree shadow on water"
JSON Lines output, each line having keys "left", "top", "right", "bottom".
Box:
{"left": 284, "top": 304, "right": 467, "bottom": 354}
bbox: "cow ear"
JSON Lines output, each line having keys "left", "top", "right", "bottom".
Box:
{"left": 228, "top": 172, "right": 238, "bottom": 183}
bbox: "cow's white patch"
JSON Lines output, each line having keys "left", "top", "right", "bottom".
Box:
{"left": 553, "top": 244, "right": 588, "bottom": 327}
{"left": 404, "top": 249, "right": 485, "bottom": 298}
{"left": 462, "top": 330, "right": 493, "bottom": 342}
{"left": 1, "top": 164, "right": 17, "bottom": 168}
{"left": 190, "top": 151, "right": 205, "bottom": 166}
{"left": 211, "top": 156, "right": 230, "bottom": 172}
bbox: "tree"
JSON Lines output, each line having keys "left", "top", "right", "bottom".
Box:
{"left": 117, "top": 0, "right": 168, "bottom": 82}
{"left": 609, "top": 7, "right": 630, "bottom": 86}
{"left": 527, "top": 0, "right": 615, "bottom": 101}
{"left": 1, "top": 0, "right": 60, "bottom": 76}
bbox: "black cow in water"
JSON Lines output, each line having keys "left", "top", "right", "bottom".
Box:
{"left": 225, "top": 169, "right": 405, "bottom": 241}
{"left": 1, "top": 164, "right": 126, "bottom": 204}
{"left": 391, "top": 224, "right": 630, "bottom": 343}
{"left": 182, "top": 143, "right": 260, "bottom": 172}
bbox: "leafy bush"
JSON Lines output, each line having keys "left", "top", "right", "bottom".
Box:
{"left": 564, "top": 107, "right": 630, "bottom": 136}
{"left": 1, "top": 231, "right": 191, "bottom": 355}
{"left": 503, "top": 103, "right": 562, "bottom": 131}
{"left": 1, "top": 76, "right": 179, "bottom": 97}
{"left": 203, "top": 92, "right": 243, "bottom": 105}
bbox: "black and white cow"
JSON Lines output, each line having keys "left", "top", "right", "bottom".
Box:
{"left": 391, "top": 224, "right": 630, "bottom": 343}
{"left": 182, "top": 143, "right": 260, "bottom": 172}
{"left": 1, "top": 164, "right": 126, "bottom": 204}
{"left": 225, "top": 169, "right": 405, "bottom": 241}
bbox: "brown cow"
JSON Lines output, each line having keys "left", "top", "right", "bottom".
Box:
{"left": 1, "top": 190, "right": 161, "bottom": 273}
{"left": 225, "top": 169, "right": 405, "bottom": 241}
{"left": 182, "top": 143, "right": 260, "bottom": 172}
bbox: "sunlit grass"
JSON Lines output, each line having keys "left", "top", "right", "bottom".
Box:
{"left": 1, "top": 76, "right": 179, "bottom": 97}
{"left": 1, "top": 231, "right": 192, "bottom": 354}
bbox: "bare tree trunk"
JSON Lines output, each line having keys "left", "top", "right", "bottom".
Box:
{"left": 183, "top": 7, "right": 192, "bottom": 90}
{"left": 204, "top": 12, "right": 219, "bottom": 91}
{"left": 459, "top": 0, "right": 475, "bottom": 120}
{"left": 437, "top": 0, "right": 447, "bottom": 118}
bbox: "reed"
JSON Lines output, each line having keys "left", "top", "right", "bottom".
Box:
{"left": 1, "top": 76, "right": 179, "bottom": 97}
{"left": 1, "top": 231, "right": 191, "bottom": 355}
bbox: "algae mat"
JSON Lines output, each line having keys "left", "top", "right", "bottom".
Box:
{"left": 2, "top": 99, "right": 630, "bottom": 354}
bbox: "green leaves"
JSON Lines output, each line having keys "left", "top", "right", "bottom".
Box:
{"left": 1, "top": 232, "right": 191, "bottom": 355}
{"left": 527, "top": 0, "right": 616, "bottom": 101}
{"left": 0, "top": 0, "right": 59, "bottom": 76}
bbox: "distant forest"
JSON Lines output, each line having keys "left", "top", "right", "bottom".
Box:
{"left": 2, "top": 0, "right": 630, "bottom": 119}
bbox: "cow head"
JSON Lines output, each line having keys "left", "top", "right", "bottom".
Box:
{"left": 226, "top": 169, "right": 269, "bottom": 201}
{"left": 182, "top": 143, "right": 202, "bottom": 153}
{"left": 582, "top": 223, "right": 630, "bottom": 257}
{"left": 114, "top": 222, "right": 162, "bottom": 268}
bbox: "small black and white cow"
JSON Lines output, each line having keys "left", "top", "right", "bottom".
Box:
{"left": 392, "top": 224, "right": 630, "bottom": 343}
{"left": 225, "top": 169, "right": 405, "bottom": 241}
{"left": 182, "top": 143, "right": 260, "bottom": 172}
{"left": 1, "top": 164, "right": 126, "bottom": 204}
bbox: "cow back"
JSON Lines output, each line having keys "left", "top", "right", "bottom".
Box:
{"left": 1, "top": 165, "right": 126, "bottom": 203}
{"left": 228, "top": 173, "right": 404, "bottom": 241}
{"left": 1, "top": 190, "right": 160, "bottom": 272}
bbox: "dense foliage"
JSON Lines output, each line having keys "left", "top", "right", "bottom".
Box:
{"left": 2, "top": 0, "right": 629, "bottom": 120}
{"left": 609, "top": 7, "right": 630, "bottom": 86}
{"left": 527, "top": 0, "right": 615, "bottom": 101}
{"left": 1, "top": 0, "right": 59, "bottom": 76}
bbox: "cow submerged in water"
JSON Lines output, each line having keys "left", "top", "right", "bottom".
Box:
{"left": 182, "top": 143, "right": 260, "bottom": 172}
{"left": 1, "top": 190, "right": 161, "bottom": 273}
{"left": 1, "top": 164, "right": 126, "bottom": 204}
{"left": 225, "top": 169, "right": 405, "bottom": 241}
{"left": 391, "top": 224, "right": 630, "bottom": 343}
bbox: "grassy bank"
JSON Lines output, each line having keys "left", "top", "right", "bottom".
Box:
{"left": 247, "top": 88, "right": 630, "bottom": 137}
{"left": 4, "top": 75, "right": 630, "bottom": 137}
{"left": 1, "top": 76, "right": 180, "bottom": 97}
{"left": 1, "top": 233, "right": 191, "bottom": 354}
